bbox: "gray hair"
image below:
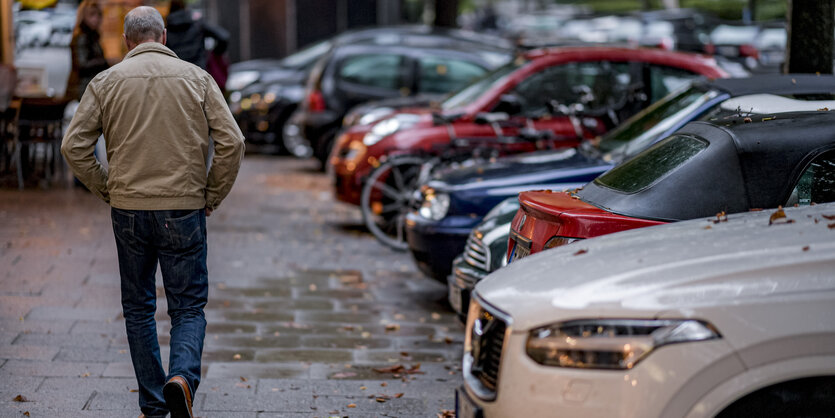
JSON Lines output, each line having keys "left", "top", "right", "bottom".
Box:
{"left": 124, "top": 6, "right": 165, "bottom": 44}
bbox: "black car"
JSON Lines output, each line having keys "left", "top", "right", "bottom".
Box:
{"left": 296, "top": 35, "right": 513, "bottom": 166}
{"left": 228, "top": 26, "right": 512, "bottom": 155}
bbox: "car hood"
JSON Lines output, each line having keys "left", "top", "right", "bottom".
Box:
{"left": 476, "top": 204, "right": 835, "bottom": 331}
{"left": 431, "top": 148, "right": 609, "bottom": 192}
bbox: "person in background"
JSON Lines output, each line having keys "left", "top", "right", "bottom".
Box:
{"left": 165, "top": 0, "right": 230, "bottom": 90}
{"left": 65, "top": 0, "right": 109, "bottom": 100}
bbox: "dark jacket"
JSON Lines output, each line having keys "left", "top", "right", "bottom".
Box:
{"left": 66, "top": 23, "right": 109, "bottom": 100}
{"left": 166, "top": 10, "right": 229, "bottom": 69}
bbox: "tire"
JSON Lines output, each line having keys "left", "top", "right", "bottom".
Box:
{"left": 360, "top": 156, "right": 427, "bottom": 251}
{"left": 716, "top": 376, "right": 835, "bottom": 418}
{"left": 313, "top": 131, "right": 336, "bottom": 171}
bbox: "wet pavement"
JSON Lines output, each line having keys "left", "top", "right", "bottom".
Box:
{"left": 0, "top": 156, "right": 464, "bottom": 417}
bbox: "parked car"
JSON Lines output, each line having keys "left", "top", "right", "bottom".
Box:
{"left": 636, "top": 8, "right": 717, "bottom": 53}
{"left": 753, "top": 24, "right": 786, "bottom": 73}
{"left": 508, "top": 110, "right": 835, "bottom": 264}
{"left": 708, "top": 23, "right": 762, "bottom": 70}
{"left": 331, "top": 46, "right": 728, "bottom": 207}
{"left": 410, "top": 74, "right": 835, "bottom": 286}
{"left": 296, "top": 31, "right": 514, "bottom": 166}
{"left": 228, "top": 25, "right": 513, "bottom": 154}
{"left": 459, "top": 202, "right": 835, "bottom": 417}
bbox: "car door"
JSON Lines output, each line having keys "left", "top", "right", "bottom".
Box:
{"left": 334, "top": 52, "right": 412, "bottom": 113}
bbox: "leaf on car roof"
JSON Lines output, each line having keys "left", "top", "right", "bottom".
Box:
{"left": 573, "top": 249, "right": 588, "bottom": 256}
{"left": 769, "top": 206, "right": 792, "bottom": 225}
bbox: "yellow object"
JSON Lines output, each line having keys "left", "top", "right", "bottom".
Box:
{"left": 19, "top": 0, "right": 58, "bottom": 9}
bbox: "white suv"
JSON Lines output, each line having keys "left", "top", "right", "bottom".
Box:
{"left": 459, "top": 203, "right": 835, "bottom": 417}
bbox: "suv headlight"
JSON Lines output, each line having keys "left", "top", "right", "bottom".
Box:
{"left": 362, "top": 114, "right": 419, "bottom": 146}
{"left": 418, "top": 189, "right": 450, "bottom": 221}
{"left": 526, "top": 319, "right": 720, "bottom": 370}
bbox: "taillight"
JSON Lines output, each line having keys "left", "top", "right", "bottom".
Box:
{"left": 704, "top": 43, "right": 715, "bottom": 55}
{"left": 738, "top": 44, "right": 759, "bottom": 59}
{"left": 307, "top": 90, "right": 326, "bottom": 112}
{"left": 544, "top": 236, "right": 582, "bottom": 250}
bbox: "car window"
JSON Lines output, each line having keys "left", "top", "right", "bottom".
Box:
{"left": 338, "top": 54, "right": 406, "bottom": 90}
{"left": 511, "top": 61, "right": 633, "bottom": 115}
{"left": 418, "top": 57, "right": 487, "bottom": 94}
{"left": 648, "top": 65, "right": 700, "bottom": 102}
{"left": 595, "top": 134, "right": 708, "bottom": 193}
{"left": 441, "top": 58, "right": 527, "bottom": 111}
{"left": 599, "top": 86, "right": 717, "bottom": 156}
{"left": 786, "top": 150, "right": 835, "bottom": 206}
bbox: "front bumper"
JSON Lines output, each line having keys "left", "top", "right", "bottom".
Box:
{"left": 448, "top": 256, "right": 487, "bottom": 318}
{"left": 461, "top": 305, "right": 743, "bottom": 417}
{"left": 405, "top": 213, "right": 478, "bottom": 282}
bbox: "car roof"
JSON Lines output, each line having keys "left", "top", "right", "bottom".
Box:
{"left": 475, "top": 202, "right": 835, "bottom": 331}
{"left": 578, "top": 110, "right": 835, "bottom": 221}
{"left": 702, "top": 74, "right": 835, "bottom": 97}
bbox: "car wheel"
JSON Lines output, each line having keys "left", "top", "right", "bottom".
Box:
{"left": 716, "top": 376, "right": 835, "bottom": 418}
{"left": 360, "top": 156, "right": 427, "bottom": 251}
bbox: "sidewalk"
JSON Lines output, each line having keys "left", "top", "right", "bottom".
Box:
{"left": 0, "top": 156, "right": 463, "bottom": 417}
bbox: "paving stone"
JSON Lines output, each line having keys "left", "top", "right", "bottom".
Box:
{"left": 209, "top": 335, "right": 301, "bottom": 349}
{"left": 205, "top": 362, "right": 309, "bottom": 380}
{"left": 0, "top": 360, "right": 105, "bottom": 378}
{"left": 26, "top": 307, "right": 120, "bottom": 322}
{"left": 301, "top": 336, "right": 392, "bottom": 350}
{"left": 221, "top": 311, "right": 295, "bottom": 323}
{"left": 255, "top": 349, "right": 353, "bottom": 364}
{"left": 0, "top": 345, "right": 59, "bottom": 361}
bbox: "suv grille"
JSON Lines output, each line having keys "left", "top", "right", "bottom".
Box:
{"left": 463, "top": 234, "right": 489, "bottom": 271}
{"left": 470, "top": 305, "right": 507, "bottom": 393}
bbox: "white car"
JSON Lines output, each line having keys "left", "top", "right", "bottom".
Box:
{"left": 459, "top": 203, "right": 835, "bottom": 417}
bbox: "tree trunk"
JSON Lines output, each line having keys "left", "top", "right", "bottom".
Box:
{"left": 786, "top": 0, "right": 835, "bottom": 74}
{"left": 433, "top": 0, "right": 459, "bottom": 28}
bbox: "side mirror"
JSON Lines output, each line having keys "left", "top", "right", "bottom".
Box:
{"left": 492, "top": 94, "right": 522, "bottom": 116}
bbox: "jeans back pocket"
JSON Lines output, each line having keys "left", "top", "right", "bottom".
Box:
{"left": 164, "top": 210, "right": 204, "bottom": 251}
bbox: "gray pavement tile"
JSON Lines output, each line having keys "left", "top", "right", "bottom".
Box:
{"left": 0, "top": 390, "right": 88, "bottom": 410}
{"left": 25, "top": 307, "right": 120, "bottom": 322}
{"left": 53, "top": 347, "right": 132, "bottom": 363}
{"left": 301, "top": 337, "right": 392, "bottom": 350}
{"left": 0, "top": 319, "right": 75, "bottom": 335}
{"left": 0, "top": 346, "right": 59, "bottom": 362}
{"left": 12, "top": 332, "right": 115, "bottom": 349}
{"left": 0, "top": 361, "right": 106, "bottom": 378}
{"left": 37, "top": 377, "right": 137, "bottom": 394}
{"left": 220, "top": 311, "right": 295, "bottom": 323}
{"left": 0, "top": 376, "right": 43, "bottom": 393}
{"left": 208, "top": 335, "right": 301, "bottom": 349}
{"left": 255, "top": 350, "right": 353, "bottom": 364}
{"left": 205, "top": 363, "right": 309, "bottom": 380}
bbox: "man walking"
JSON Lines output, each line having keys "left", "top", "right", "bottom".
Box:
{"left": 61, "top": 6, "right": 244, "bottom": 418}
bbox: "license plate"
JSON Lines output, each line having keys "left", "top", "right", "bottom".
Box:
{"left": 449, "top": 284, "right": 463, "bottom": 314}
{"left": 509, "top": 241, "right": 530, "bottom": 263}
{"left": 456, "top": 387, "right": 483, "bottom": 418}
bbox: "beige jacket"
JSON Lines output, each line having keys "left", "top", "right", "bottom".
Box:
{"left": 62, "top": 42, "right": 244, "bottom": 211}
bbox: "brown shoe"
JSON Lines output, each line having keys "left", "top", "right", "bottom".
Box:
{"left": 163, "top": 376, "right": 193, "bottom": 418}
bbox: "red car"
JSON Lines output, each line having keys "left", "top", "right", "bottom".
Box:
{"left": 330, "top": 46, "right": 728, "bottom": 206}
{"left": 507, "top": 111, "right": 835, "bottom": 263}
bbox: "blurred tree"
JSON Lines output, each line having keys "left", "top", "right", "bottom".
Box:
{"left": 434, "top": 0, "right": 459, "bottom": 27}
{"left": 786, "top": 0, "right": 834, "bottom": 74}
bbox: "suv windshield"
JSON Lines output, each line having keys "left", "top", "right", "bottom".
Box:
{"left": 599, "top": 86, "right": 719, "bottom": 158}
{"left": 441, "top": 58, "right": 528, "bottom": 110}
{"left": 595, "top": 134, "right": 708, "bottom": 193}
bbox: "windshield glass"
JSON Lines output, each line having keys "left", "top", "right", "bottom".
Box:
{"left": 281, "top": 40, "right": 332, "bottom": 69}
{"left": 441, "top": 58, "right": 528, "bottom": 111}
{"left": 595, "top": 134, "right": 708, "bottom": 194}
{"left": 599, "top": 85, "right": 719, "bottom": 158}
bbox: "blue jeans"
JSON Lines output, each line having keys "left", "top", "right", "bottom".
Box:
{"left": 111, "top": 208, "right": 208, "bottom": 418}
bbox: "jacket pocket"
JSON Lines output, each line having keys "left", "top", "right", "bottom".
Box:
{"left": 165, "top": 210, "right": 203, "bottom": 250}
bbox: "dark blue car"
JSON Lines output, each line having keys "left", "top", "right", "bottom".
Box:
{"left": 405, "top": 74, "right": 835, "bottom": 282}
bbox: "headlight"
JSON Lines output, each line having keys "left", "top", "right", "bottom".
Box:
{"left": 227, "top": 70, "right": 259, "bottom": 91}
{"left": 526, "top": 319, "right": 720, "bottom": 370}
{"left": 418, "top": 189, "right": 450, "bottom": 221}
{"left": 362, "top": 114, "right": 419, "bottom": 146}
{"left": 358, "top": 107, "right": 394, "bottom": 126}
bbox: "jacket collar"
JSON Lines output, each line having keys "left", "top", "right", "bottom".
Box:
{"left": 124, "top": 42, "right": 179, "bottom": 60}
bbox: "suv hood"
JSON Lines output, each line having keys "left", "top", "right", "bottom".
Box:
{"left": 476, "top": 204, "right": 835, "bottom": 331}
{"left": 432, "top": 148, "right": 610, "bottom": 192}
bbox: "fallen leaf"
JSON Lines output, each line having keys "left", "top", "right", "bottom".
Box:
{"left": 23, "top": 412, "right": 30, "bottom": 417}
{"left": 373, "top": 363, "right": 424, "bottom": 375}
{"left": 380, "top": 382, "right": 388, "bottom": 387}
{"left": 347, "top": 403, "right": 357, "bottom": 408}
{"left": 802, "top": 246, "right": 810, "bottom": 251}
{"left": 822, "top": 214, "right": 835, "bottom": 220}
{"left": 573, "top": 249, "right": 588, "bottom": 256}
{"left": 13, "top": 395, "right": 29, "bottom": 402}
{"left": 385, "top": 324, "right": 400, "bottom": 332}
{"left": 233, "top": 354, "right": 242, "bottom": 360}
{"left": 331, "top": 372, "right": 357, "bottom": 379}
{"left": 376, "top": 397, "right": 387, "bottom": 403}
{"left": 444, "top": 337, "right": 453, "bottom": 344}
{"left": 743, "top": 117, "right": 752, "bottom": 123}
{"left": 769, "top": 207, "right": 788, "bottom": 225}
{"left": 395, "top": 393, "right": 404, "bottom": 398}
{"left": 308, "top": 284, "right": 317, "bottom": 292}
{"left": 431, "top": 312, "right": 441, "bottom": 320}
{"left": 360, "top": 386, "right": 367, "bottom": 390}
{"left": 239, "top": 376, "right": 248, "bottom": 382}
{"left": 703, "top": 225, "right": 712, "bottom": 230}
{"left": 438, "top": 409, "right": 455, "bottom": 418}
{"left": 129, "top": 389, "right": 138, "bottom": 392}
{"left": 829, "top": 223, "right": 835, "bottom": 229}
